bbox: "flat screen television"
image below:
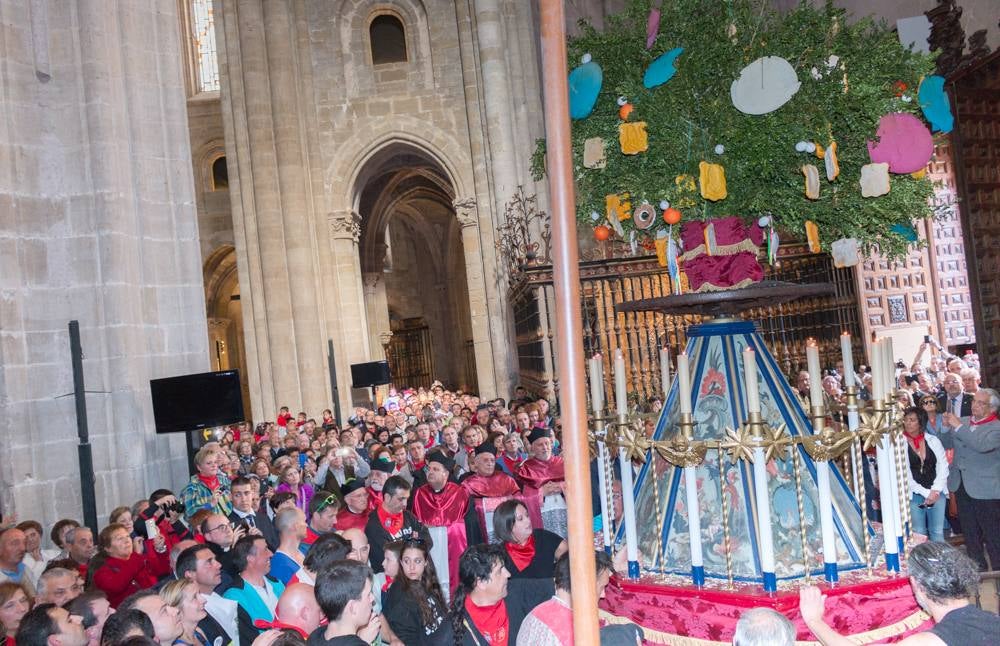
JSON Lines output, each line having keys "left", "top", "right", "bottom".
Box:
{"left": 150, "top": 370, "right": 244, "bottom": 434}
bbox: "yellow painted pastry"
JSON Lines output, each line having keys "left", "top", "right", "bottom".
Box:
{"left": 619, "top": 122, "right": 649, "bottom": 155}
{"left": 824, "top": 141, "right": 839, "bottom": 181}
{"left": 805, "top": 220, "right": 821, "bottom": 253}
{"left": 698, "top": 161, "right": 727, "bottom": 201}
{"left": 802, "top": 164, "right": 820, "bottom": 200}
{"left": 605, "top": 193, "right": 632, "bottom": 221}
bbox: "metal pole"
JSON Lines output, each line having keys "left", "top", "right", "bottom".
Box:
{"left": 539, "top": 1, "right": 600, "bottom": 642}
{"left": 68, "top": 321, "right": 99, "bottom": 531}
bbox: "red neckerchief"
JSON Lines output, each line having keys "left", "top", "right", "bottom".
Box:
{"left": 972, "top": 412, "right": 998, "bottom": 426}
{"left": 377, "top": 505, "right": 404, "bottom": 535}
{"left": 412, "top": 461, "right": 426, "bottom": 471}
{"left": 253, "top": 619, "right": 307, "bottom": 639}
{"left": 381, "top": 575, "right": 393, "bottom": 592}
{"left": 504, "top": 533, "right": 535, "bottom": 571}
{"left": 464, "top": 597, "right": 509, "bottom": 646}
{"left": 908, "top": 433, "right": 925, "bottom": 451}
{"left": 197, "top": 474, "right": 220, "bottom": 491}
{"left": 500, "top": 454, "right": 522, "bottom": 473}
{"left": 424, "top": 438, "right": 435, "bottom": 449}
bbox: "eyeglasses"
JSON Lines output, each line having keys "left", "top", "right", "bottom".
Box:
{"left": 316, "top": 494, "right": 339, "bottom": 513}
{"left": 204, "top": 523, "right": 232, "bottom": 534}
{"left": 921, "top": 400, "right": 937, "bottom": 406}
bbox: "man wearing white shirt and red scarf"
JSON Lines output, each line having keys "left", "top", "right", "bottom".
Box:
{"left": 940, "top": 387, "right": 1000, "bottom": 571}
{"left": 516, "top": 428, "right": 567, "bottom": 538}
{"left": 411, "top": 453, "right": 469, "bottom": 595}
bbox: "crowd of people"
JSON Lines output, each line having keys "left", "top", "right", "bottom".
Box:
{"left": 0, "top": 349, "right": 997, "bottom": 646}
{"left": 792, "top": 341, "right": 1000, "bottom": 575}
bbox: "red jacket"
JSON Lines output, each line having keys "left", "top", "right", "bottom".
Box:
{"left": 93, "top": 550, "right": 171, "bottom": 608}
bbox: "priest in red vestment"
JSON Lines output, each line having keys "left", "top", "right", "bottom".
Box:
{"left": 411, "top": 452, "right": 469, "bottom": 596}
{"left": 515, "top": 428, "right": 567, "bottom": 538}
{"left": 334, "top": 479, "right": 372, "bottom": 531}
{"left": 462, "top": 444, "right": 522, "bottom": 543}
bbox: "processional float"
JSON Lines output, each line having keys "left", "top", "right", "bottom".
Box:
{"left": 589, "top": 282, "right": 926, "bottom": 642}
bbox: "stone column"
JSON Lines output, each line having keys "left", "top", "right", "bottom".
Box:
{"left": 473, "top": 0, "right": 520, "bottom": 212}
{"left": 454, "top": 199, "right": 502, "bottom": 397}
{"left": 363, "top": 272, "right": 391, "bottom": 362}
{"left": 217, "top": 0, "right": 330, "bottom": 418}
{"left": 0, "top": 0, "right": 207, "bottom": 523}
{"left": 328, "top": 210, "right": 372, "bottom": 412}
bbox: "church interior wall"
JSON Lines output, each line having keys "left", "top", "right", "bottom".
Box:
{"left": 0, "top": 0, "right": 209, "bottom": 526}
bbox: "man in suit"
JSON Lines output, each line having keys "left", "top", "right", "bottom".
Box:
{"left": 940, "top": 387, "right": 1000, "bottom": 571}
{"left": 937, "top": 373, "right": 972, "bottom": 417}
{"left": 229, "top": 477, "right": 278, "bottom": 551}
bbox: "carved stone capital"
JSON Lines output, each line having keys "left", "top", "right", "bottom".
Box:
{"left": 453, "top": 197, "right": 479, "bottom": 229}
{"left": 329, "top": 211, "right": 362, "bottom": 242}
{"left": 207, "top": 318, "right": 231, "bottom": 332}
{"left": 378, "top": 331, "right": 394, "bottom": 348}
{"left": 362, "top": 272, "right": 381, "bottom": 293}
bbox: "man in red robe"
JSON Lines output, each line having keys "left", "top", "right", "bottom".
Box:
{"left": 411, "top": 452, "right": 469, "bottom": 596}
{"left": 516, "top": 428, "right": 567, "bottom": 538}
{"left": 334, "top": 479, "right": 372, "bottom": 531}
{"left": 461, "top": 444, "right": 522, "bottom": 543}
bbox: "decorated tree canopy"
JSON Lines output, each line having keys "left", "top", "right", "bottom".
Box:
{"left": 532, "top": 0, "right": 939, "bottom": 259}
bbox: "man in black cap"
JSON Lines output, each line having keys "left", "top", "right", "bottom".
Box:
{"left": 516, "top": 427, "right": 567, "bottom": 538}
{"left": 334, "top": 479, "right": 372, "bottom": 532}
{"left": 364, "top": 476, "right": 430, "bottom": 574}
{"left": 411, "top": 453, "right": 469, "bottom": 593}
{"left": 366, "top": 458, "right": 395, "bottom": 509}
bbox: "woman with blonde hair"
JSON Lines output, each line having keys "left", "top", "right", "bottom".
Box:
{"left": 159, "top": 579, "right": 208, "bottom": 646}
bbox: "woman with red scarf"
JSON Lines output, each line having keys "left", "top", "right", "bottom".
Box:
{"left": 92, "top": 523, "right": 170, "bottom": 608}
{"left": 180, "top": 447, "right": 233, "bottom": 520}
{"left": 492, "top": 500, "right": 566, "bottom": 581}
{"left": 903, "top": 406, "right": 949, "bottom": 542}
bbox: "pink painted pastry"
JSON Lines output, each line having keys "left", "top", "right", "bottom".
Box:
{"left": 866, "top": 113, "right": 933, "bottom": 174}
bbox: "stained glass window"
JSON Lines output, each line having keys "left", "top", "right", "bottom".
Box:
{"left": 191, "top": 0, "right": 219, "bottom": 93}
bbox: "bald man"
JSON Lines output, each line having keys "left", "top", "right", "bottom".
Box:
{"left": 269, "top": 583, "right": 322, "bottom": 639}
{"left": 337, "top": 528, "right": 371, "bottom": 567}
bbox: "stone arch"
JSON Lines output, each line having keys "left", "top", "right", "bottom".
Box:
{"left": 348, "top": 137, "right": 477, "bottom": 390}
{"left": 331, "top": 123, "right": 473, "bottom": 214}
{"left": 202, "top": 245, "right": 251, "bottom": 419}
{"left": 192, "top": 139, "right": 227, "bottom": 195}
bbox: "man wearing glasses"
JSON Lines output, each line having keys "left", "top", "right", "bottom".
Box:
{"left": 200, "top": 513, "right": 247, "bottom": 590}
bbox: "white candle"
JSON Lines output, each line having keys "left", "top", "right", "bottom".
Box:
{"left": 677, "top": 353, "right": 692, "bottom": 415}
{"left": 743, "top": 347, "right": 760, "bottom": 414}
{"left": 614, "top": 350, "right": 627, "bottom": 422}
{"left": 684, "top": 466, "right": 704, "bottom": 578}
{"left": 590, "top": 356, "right": 611, "bottom": 549}
{"left": 660, "top": 347, "right": 671, "bottom": 400}
{"left": 871, "top": 340, "right": 884, "bottom": 402}
{"left": 614, "top": 349, "right": 639, "bottom": 576}
{"left": 884, "top": 336, "right": 896, "bottom": 393}
{"left": 590, "top": 355, "right": 604, "bottom": 413}
{"left": 840, "top": 332, "right": 855, "bottom": 389}
{"left": 752, "top": 448, "right": 777, "bottom": 588}
{"left": 817, "top": 461, "right": 838, "bottom": 580}
{"left": 806, "top": 340, "right": 824, "bottom": 409}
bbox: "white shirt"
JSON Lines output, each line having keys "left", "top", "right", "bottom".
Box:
{"left": 907, "top": 433, "right": 949, "bottom": 498}
{"left": 202, "top": 592, "right": 241, "bottom": 646}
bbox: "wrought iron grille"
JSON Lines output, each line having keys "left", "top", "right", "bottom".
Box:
{"left": 512, "top": 247, "right": 862, "bottom": 408}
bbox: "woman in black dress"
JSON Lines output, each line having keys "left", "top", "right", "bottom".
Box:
{"left": 492, "top": 500, "right": 567, "bottom": 580}
{"left": 382, "top": 538, "right": 451, "bottom": 645}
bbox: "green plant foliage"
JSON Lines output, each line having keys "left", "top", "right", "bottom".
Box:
{"left": 532, "top": 0, "right": 937, "bottom": 258}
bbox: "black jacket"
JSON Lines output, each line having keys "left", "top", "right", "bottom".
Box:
{"left": 228, "top": 509, "right": 279, "bottom": 552}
